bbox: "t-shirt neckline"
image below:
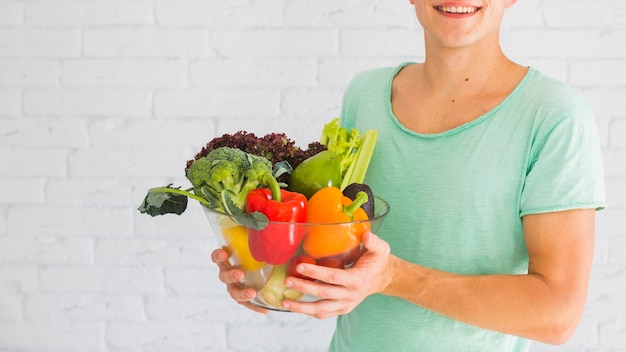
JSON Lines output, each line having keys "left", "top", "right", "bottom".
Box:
{"left": 386, "top": 62, "right": 533, "bottom": 138}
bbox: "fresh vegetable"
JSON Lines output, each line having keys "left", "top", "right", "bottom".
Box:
{"left": 221, "top": 225, "right": 266, "bottom": 271}
{"left": 138, "top": 119, "right": 383, "bottom": 310}
{"left": 245, "top": 175, "right": 308, "bottom": 265}
{"left": 340, "top": 127, "right": 378, "bottom": 190}
{"left": 288, "top": 150, "right": 342, "bottom": 199}
{"left": 138, "top": 184, "right": 200, "bottom": 216}
{"left": 139, "top": 147, "right": 274, "bottom": 217}
{"left": 302, "top": 186, "right": 371, "bottom": 260}
{"left": 319, "top": 118, "right": 379, "bottom": 190}
{"left": 186, "top": 146, "right": 273, "bottom": 213}
{"left": 186, "top": 131, "right": 327, "bottom": 184}
{"left": 319, "top": 118, "right": 361, "bottom": 178}
{"left": 261, "top": 264, "right": 304, "bottom": 308}
{"left": 342, "top": 183, "right": 375, "bottom": 218}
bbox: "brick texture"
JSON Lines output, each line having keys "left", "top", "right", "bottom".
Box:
{"left": 0, "top": 1, "right": 624, "bottom": 351}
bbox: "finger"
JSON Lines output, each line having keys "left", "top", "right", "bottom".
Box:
{"left": 362, "top": 231, "right": 384, "bottom": 251}
{"left": 240, "top": 300, "right": 270, "bottom": 315}
{"left": 218, "top": 267, "right": 245, "bottom": 285}
{"left": 227, "top": 284, "right": 256, "bottom": 302}
{"left": 211, "top": 248, "right": 229, "bottom": 264}
{"left": 285, "top": 276, "right": 344, "bottom": 300}
{"left": 362, "top": 231, "right": 375, "bottom": 249}
{"left": 281, "top": 298, "right": 343, "bottom": 319}
{"left": 360, "top": 231, "right": 391, "bottom": 260}
{"left": 228, "top": 287, "right": 269, "bottom": 315}
{"left": 294, "top": 263, "right": 350, "bottom": 287}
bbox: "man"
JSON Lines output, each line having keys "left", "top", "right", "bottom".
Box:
{"left": 213, "top": 1, "right": 606, "bottom": 350}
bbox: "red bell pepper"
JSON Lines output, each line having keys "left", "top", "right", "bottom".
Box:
{"left": 245, "top": 175, "right": 308, "bottom": 265}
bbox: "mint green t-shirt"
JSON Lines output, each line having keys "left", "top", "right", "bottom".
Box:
{"left": 330, "top": 63, "right": 606, "bottom": 352}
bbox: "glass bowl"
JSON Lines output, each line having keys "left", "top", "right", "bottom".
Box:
{"left": 203, "top": 195, "right": 390, "bottom": 311}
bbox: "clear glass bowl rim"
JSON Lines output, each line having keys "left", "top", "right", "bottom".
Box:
{"left": 202, "top": 195, "right": 390, "bottom": 226}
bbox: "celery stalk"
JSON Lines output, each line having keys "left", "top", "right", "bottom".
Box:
{"left": 261, "top": 264, "right": 303, "bottom": 308}
{"left": 340, "top": 129, "right": 378, "bottom": 190}
{"left": 283, "top": 288, "right": 305, "bottom": 301}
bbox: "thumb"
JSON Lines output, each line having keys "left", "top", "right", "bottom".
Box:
{"left": 362, "top": 231, "right": 390, "bottom": 255}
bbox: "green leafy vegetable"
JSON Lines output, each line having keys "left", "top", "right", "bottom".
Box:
{"left": 138, "top": 185, "right": 203, "bottom": 217}
{"left": 340, "top": 129, "right": 378, "bottom": 189}
{"left": 320, "top": 118, "right": 361, "bottom": 179}
{"left": 319, "top": 118, "right": 379, "bottom": 190}
{"left": 221, "top": 192, "right": 269, "bottom": 231}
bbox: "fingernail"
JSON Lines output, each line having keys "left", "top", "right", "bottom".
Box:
{"left": 234, "top": 271, "right": 244, "bottom": 281}
{"left": 282, "top": 301, "right": 291, "bottom": 310}
{"left": 285, "top": 279, "right": 294, "bottom": 288}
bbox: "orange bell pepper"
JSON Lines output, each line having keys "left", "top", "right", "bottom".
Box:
{"left": 302, "top": 186, "right": 370, "bottom": 259}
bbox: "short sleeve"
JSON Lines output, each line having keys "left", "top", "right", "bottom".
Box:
{"left": 520, "top": 106, "right": 606, "bottom": 216}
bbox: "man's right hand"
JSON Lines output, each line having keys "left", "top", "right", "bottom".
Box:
{"left": 211, "top": 248, "right": 269, "bottom": 314}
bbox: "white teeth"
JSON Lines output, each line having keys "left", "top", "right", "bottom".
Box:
{"left": 438, "top": 6, "right": 478, "bottom": 14}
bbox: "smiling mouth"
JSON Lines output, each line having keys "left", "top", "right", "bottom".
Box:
{"left": 436, "top": 6, "right": 481, "bottom": 14}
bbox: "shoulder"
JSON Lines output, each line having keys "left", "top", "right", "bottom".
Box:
{"left": 340, "top": 64, "right": 409, "bottom": 128}
{"left": 350, "top": 66, "right": 400, "bottom": 84}
{"left": 509, "top": 68, "right": 596, "bottom": 141}
{"left": 341, "top": 63, "right": 410, "bottom": 112}
{"left": 344, "top": 63, "right": 411, "bottom": 95}
{"left": 520, "top": 68, "right": 592, "bottom": 116}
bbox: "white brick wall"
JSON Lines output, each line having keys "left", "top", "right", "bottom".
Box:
{"left": 0, "top": 0, "right": 624, "bottom": 351}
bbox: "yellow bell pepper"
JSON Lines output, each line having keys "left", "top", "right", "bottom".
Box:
{"left": 221, "top": 225, "right": 266, "bottom": 271}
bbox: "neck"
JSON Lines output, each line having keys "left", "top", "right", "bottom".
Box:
{"left": 419, "top": 32, "right": 516, "bottom": 95}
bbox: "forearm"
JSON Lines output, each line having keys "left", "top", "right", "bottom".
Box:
{"left": 383, "top": 255, "right": 586, "bottom": 344}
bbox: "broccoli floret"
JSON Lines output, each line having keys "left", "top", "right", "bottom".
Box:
{"left": 185, "top": 146, "right": 272, "bottom": 213}
{"left": 186, "top": 147, "right": 248, "bottom": 193}
{"left": 244, "top": 153, "right": 273, "bottom": 187}
{"left": 231, "top": 153, "right": 272, "bottom": 209}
